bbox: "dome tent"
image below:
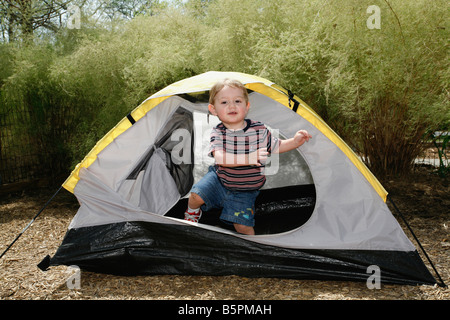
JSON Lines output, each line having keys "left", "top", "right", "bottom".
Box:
{"left": 40, "top": 71, "right": 437, "bottom": 285}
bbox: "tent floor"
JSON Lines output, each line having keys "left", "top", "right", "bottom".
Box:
{"left": 165, "top": 184, "right": 316, "bottom": 235}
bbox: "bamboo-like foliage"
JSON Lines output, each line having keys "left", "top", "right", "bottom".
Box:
{"left": 0, "top": 0, "right": 448, "bottom": 181}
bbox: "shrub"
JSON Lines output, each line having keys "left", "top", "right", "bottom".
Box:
{"left": 1, "top": 43, "right": 73, "bottom": 180}
{"left": 244, "top": 0, "right": 449, "bottom": 177}
{"left": 1, "top": 0, "right": 447, "bottom": 181}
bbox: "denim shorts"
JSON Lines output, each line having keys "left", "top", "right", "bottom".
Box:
{"left": 190, "top": 166, "right": 260, "bottom": 227}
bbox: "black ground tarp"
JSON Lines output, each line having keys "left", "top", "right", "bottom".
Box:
{"left": 41, "top": 220, "right": 436, "bottom": 286}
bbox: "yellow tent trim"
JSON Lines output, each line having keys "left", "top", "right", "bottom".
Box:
{"left": 62, "top": 96, "right": 170, "bottom": 193}
{"left": 63, "top": 73, "right": 387, "bottom": 202}
{"left": 247, "top": 82, "right": 388, "bottom": 202}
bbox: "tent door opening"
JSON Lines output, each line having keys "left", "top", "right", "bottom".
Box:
{"left": 164, "top": 108, "right": 316, "bottom": 235}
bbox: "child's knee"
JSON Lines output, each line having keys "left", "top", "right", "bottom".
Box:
{"left": 233, "top": 223, "right": 255, "bottom": 235}
{"left": 190, "top": 192, "right": 202, "bottom": 202}
{"left": 189, "top": 192, "right": 204, "bottom": 206}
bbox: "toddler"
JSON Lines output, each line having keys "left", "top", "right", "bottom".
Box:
{"left": 184, "top": 79, "right": 311, "bottom": 235}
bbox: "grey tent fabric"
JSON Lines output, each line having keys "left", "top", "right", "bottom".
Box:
{"left": 138, "top": 148, "right": 180, "bottom": 215}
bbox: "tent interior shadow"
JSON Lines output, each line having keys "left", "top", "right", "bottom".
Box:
{"left": 165, "top": 184, "right": 316, "bottom": 235}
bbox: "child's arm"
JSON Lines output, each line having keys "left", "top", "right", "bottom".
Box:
{"left": 213, "top": 148, "right": 268, "bottom": 167}
{"left": 275, "top": 130, "right": 312, "bottom": 154}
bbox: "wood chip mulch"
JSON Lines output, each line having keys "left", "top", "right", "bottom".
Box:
{"left": 1, "top": 168, "right": 448, "bottom": 300}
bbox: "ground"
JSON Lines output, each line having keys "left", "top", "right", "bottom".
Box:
{"left": 0, "top": 166, "right": 448, "bottom": 300}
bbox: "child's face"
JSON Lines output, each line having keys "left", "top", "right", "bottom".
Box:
{"left": 208, "top": 85, "right": 250, "bottom": 130}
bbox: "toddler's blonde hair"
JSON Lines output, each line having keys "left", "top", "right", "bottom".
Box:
{"left": 209, "top": 79, "right": 249, "bottom": 105}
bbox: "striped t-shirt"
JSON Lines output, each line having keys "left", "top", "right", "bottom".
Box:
{"left": 209, "top": 119, "right": 280, "bottom": 191}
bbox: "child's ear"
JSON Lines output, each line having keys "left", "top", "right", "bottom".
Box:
{"left": 208, "top": 104, "right": 217, "bottom": 116}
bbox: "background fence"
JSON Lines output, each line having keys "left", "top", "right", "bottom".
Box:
{"left": 0, "top": 104, "right": 71, "bottom": 189}
{"left": 0, "top": 107, "right": 41, "bottom": 185}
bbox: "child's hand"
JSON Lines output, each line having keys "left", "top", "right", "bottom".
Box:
{"left": 249, "top": 148, "right": 268, "bottom": 166}
{"left": 293, "top": 130, "right": 312, "bottom": 147}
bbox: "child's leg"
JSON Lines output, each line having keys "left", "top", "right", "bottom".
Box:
{"left": 184, "top": 193, "right": 203, "bottom": 222}
{"left": 186, "top": 166, "right": 216, "bottom": 215}
{"left": 233, "top": 223, "right": 255, "bottom": 235}
{"left": 220, "top": 190, "right": 259, "bottom": 235}
{"left": 188, "top": 192, "right": 204, "bottom": 209}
